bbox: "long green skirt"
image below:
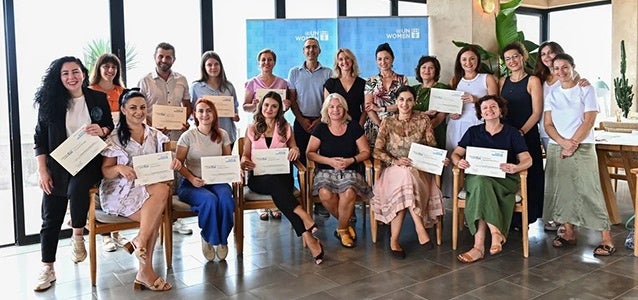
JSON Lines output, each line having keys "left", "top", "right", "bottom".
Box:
{"left": 464, "top": 174, "right": 519, "bottom": 236}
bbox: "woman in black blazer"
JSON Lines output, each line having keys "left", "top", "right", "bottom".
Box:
{"left": 33, "top": 56, "right": 113, "bottom": 292}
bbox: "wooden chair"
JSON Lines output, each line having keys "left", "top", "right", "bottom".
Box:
{"left": 306, "top": 158, "right": 373, "bottom": 238}
{"left": 598, "top": 121, "right": 638, "bottom": 191}
{"left": 630, "top": 168, "right": 638, "bottom": 257}
{"left": 371, "top": 160, "right": 443, "bottom": 245}
{"left": 234, "top": 137, "right": 306, "bottom": 255}
{"left": 451, "top": 166, "right": 529, "bottom": 257}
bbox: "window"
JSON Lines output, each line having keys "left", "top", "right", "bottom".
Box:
{"left": 516, "top": 13, "right": 541, "bottom": 45}
{"left": 286, "top": 0, "right": 337, "bottom": 18}
{"left": 347, "top": 0, "right": 391, "bottom": 16}
{"left": 0, "top": 8, "right": 13, "bottom": 245}
{"left": 398, "top": 1, "right": 427, "bottom": 16}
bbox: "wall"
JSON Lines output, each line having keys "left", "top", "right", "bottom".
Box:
{"left": 611, "top": 0, "right": 638, "bottom": 113}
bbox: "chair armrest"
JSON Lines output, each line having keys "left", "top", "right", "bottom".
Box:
{"left": 373, "top": 159, "right": 382, "bottom": 182}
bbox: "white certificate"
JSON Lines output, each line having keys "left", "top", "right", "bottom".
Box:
{"left": 252, "top": 148, "right": 290, "bottom": 176}
{"left": 151, "top": 105, "right": 187, "bottom": 130}
{"left": 255, "top": 88, "right": 286, "bottom": 102}
{"left": 132, "top": 151, "right": 174, "bottom": 186}
{"left": 428, "top": 88, "right": 464, "bottom": 114}
{"left": 201, "top": 155, "right": 241, "bottom": 184}
{"left": 465, "top": 146, "right": 508, "bottom": 178}
{"left": 408, "top": 143, "right": 447, "bottom": 175}
{"left": 203, "top": 95, "right": 235, "bottom": 118}
{"left": 50, "top": 125, "right": 108, "bottom": 176}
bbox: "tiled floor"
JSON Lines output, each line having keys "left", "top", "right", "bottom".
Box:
{"left": 6, "top": 183, "right": 638, "bottom": 299}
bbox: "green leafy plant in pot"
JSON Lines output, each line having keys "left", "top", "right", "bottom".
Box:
{"left": 614, "top": 40, "right": 634, "bottom": 118}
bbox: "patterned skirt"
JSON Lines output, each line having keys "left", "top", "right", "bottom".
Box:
{"left": 312, "top": 169, "right": 373, "bottom": 199}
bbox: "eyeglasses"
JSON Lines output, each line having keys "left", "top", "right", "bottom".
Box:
{"left": 504, "top": 54, "right": 520, "bottom": 62}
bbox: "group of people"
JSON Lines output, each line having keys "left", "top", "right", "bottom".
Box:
{"left": 31, "top": 37, "right": 615, "bottom": 293}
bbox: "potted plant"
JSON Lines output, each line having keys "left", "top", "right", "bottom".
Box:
{"left": 614, "top": 40, "right": 634, "bottom": 118}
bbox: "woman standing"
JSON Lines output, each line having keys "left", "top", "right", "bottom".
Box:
{"left": 543, "top": 53, "right": 615, "bottom": 256}
{"left": 306, "top": 93, "right": 372, "bottom": 248}
{"left": 33, "top": 57, "right": 113, "bottom": 291}
{"left": 323, "top": 48, "right": 367, "bottom": 127}
{"left": 100, "top": 90, "right": 181, "bottom": 291}
{"left": 412, "top": 55, "right": 451, "bottom": 149}
{"left": 176, "top": 98, "right": 235, "bottom": 261}
{"left": 363, "top": 43, "right": 409, "bottom": 149}
{"left": 372, "top": 86, "right": 445, "bottom": 259}
{"left": 190, "top": 51, "right": 240, "bottom": 150}
{"left": 499, "top": 42, "right": 544, "bottom": 230}
{"left": 443, "top": 46, "right": 498, "bottom": 197}
{"left": 240, "top": 92, "right": 324, "bottom": 264}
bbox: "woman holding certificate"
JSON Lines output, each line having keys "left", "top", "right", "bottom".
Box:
{"left": 450, "top": 95, "right": 531, "bottom": 263}
{"left": 412, "top": 55, "right": 451, "bottom": 150}
{"left": 100, "top": 89, "right": 181, "bottom": 291}
{"left": 240, "top": 91, "right": 325, "bottom": 264}
{"left": 176, "top": 98, "right": 235, "bottom": 261}
{"left": 33, "top": 56, "right": 113, "bottom": 292}
{"left": 306, "top": 93, "right": 373, "bottom": 248}
{"left": 371, "top": 86, "right": 444, "bottom": 259}
{"left": 543, "top": 54, "right": 615, "bottom": 256}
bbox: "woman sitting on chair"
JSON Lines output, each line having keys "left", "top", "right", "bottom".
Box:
{"left": 306, "top": 93, "right": 373, "bottom": 248}
{"left": 100, "top": 89, "right": 181, "bottom": 291}
{"left": 240, "top": 91, "right": 325, "bottom": 264}
{"left": 371, "top": 86, "right": 445, "bottom": 259}
{"left": 451, "top": 95, "right": 532, "bottom": 263}
{"left": 176, "top": 98, "right": 235, "bottom": 262}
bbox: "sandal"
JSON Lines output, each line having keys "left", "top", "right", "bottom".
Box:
{"left": 593, "top": 244, "right": 616, "bottom": 256}
{"left": 270, "top": 210, "right": 282, "bottom": 220}
{"left": 457, "top": 247, "right": 484, "bottom": 263}
{"left": 133, "top": 277, "right": 172, "bottom": 291}
{"left": 552, "top": 236, "right": 576, "bottom": 248}
{"left": 489, "top": 232, "right": 507, "bottom": 255}
{"left": 335, "top": 229, "right": 355, "bottom": 248}
{"left": 123, "top": 240, "right": 147, "bottom": 265}
{"left": 348, "top": 225, "right": 356, "bottom": 241}
{"left": 259, "top": 209, "right": 269, "bottom": 221}
{"left": 308, "top": 237, "right": 324, "bottom": 265}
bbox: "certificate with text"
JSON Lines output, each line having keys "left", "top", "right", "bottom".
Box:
{"left": 252, "top": 148, "right": 290, "bottom": 176}
{"left": 255, "top": 88, "right": 286, "bottom": 102}
{"left": 203, "top": 95, "right": 236, "bottom": 118}
{"left": 151, "top": 105, "right": 187, "bottom": 130}
{"left": 465, "top": 146, "right": 507, "bottom": 178}
{"left": 132, "top": 151, "right": 174, "bottom": 186}
{"left": 408, "top": 143, "right": 447, "bottom": 175}
{"left": 50, "top": 124, "right": 108, "bottom": 176}
{"left": 428, "top": 88, "right": 464, "bottom": 114}
{"left": 201, "top": 155, "right": 241, "bottom": 184}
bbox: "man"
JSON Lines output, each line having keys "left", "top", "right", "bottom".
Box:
{"left": 138, "top": 42, "right": 193, "bottom": 235}
{"left": 288, "top": 37, "right": 332, "bottom": 217}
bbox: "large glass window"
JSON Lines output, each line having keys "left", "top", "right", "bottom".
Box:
{"left": 347, "top": 0, "right": 391, "bottom": 16}
{"left": 516, "top": 13, "right": 541, "bottom": 45}
{"left": 398, "top": 1, "right": 427, "bottom": 16}
{"left": 286, "top": 0, "right": 336, "bottom": 18}
{"left": 14, "top": 0, "right": 110, "bottom": 237}
{"left": 0, "top": 8, "right": 13, "bottom": 245}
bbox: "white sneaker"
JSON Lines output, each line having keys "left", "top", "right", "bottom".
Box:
{"left": 71, "top": 237, "right": 87, "bottom": 263}
{"left": 34, "top": 265, "right": 56, "bottom": 292}
{"left": 102, "top": 236, "right": 117, "bottom": 252}
{"left": 216, "top": 245, "right": 228, "bottom": 261}
{"left": 201, "top": 238, "right": 215, "bottom": 261}
{"left": 172, "top": 219, "right": 193, "bottom": 235}
{"left": 111, "top": 232, "right": 129, "bottom": 248}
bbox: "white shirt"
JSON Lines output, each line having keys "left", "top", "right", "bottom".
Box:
{"left": 545, "top": 84, "right": 598, "bottom": 144}
{"left": 65, "top": 95, "right": 91, "bottom": 137}
{"left": 177, "top": 127, "right": 231, "bottom": 178}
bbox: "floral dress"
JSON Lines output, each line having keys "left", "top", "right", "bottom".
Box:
{"left": 363, "top": 72, "right": 408, "bottom": 148}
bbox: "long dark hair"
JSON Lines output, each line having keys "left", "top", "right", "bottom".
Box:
{"left": 253, "top": 91, "right": 287, "bottom": 143}
{"left": 533, "top": 41, "right": 565, "bottom": 82}
{"left": 117, "top": 88, "right": 146, "bottom": 147}
{"left": 196, "top": 51, "right": 230, "bottom": 93}
{"left": 193, "top": 98, "right": 222, "bottom": 143}
{"left": 34, "top": 56, "right": 89, "bottom": 124}
{"left": 451, "top": 46, "right": 481, "bottom": 89}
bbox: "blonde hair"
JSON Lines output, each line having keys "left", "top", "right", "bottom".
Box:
{"left": 320, "top": 93, "right": 351, "bottom": 124}
{"left": 332, "top": 48, "right": 360, "bottom": 78}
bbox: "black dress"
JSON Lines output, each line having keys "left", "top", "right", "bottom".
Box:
{"left": 501, "top": 76, "right": 544, "bottom": 227}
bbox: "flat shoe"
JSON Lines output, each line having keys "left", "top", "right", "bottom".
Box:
{"left": 216, "top": 245, "right": 229, "bottom": 261}
{"left": 133, "top": 277, "right": 172, "bottom": 291}
{"left": 259, "top": 211, "right": 269, "bottom": 221}
{"left": 552, "top": 236, "right": 576, "bottom": 248}
{"left": 489, "top": 232, "right": 507, "bottom": 255}
{"left": 593, "top": 244, "right": 616, "bottom": 256}
{"left": 457, "top": 247, "right": 484, "bottom": 263}
{"left": 270, "top": 210, "right": 282, "bottom": 219}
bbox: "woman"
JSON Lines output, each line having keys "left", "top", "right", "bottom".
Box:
{"left": 240, "top": 91, "right": 324, "bottom": 264}
{"left": 451, "top": 95, "right": 532, "bottom": 263}
{"left": 89, "top": 53, "right": 129, "bottom": 253}
{"left": 543, "top": 53, "right": 615, "bottom": 256}
{"left": 323, "top": 48, "right": 367, "bottom": 127}
{"left": 306, "top": 93, "right": 372, "bottom": 248}
{"left": 371, "top": 86, "right": 444, "bottom": 259}
{"left": 499, "top": 42, "right": 544, "bottom": 230}
{"left": 443, "top": 46, "right": 499, "bottom": 197}
{"left": 176, "top": 98, "right": 235, "bottom": 261}
{"left": 243, "top": 48, "right": 287, "bottom": 220}
{"left": 190, "top": 51, "right": 240, "bottom": 149}
{"left": 363, "top": 42, "right": 409, "bottom": 149}
{"left": 412, "top": 55, "right": 451, "bottom": 149}
{"left": 33, "top": 56, "right": 113, "bottom": 292}
{"left": 100, "top": 89, "right": 181, "bottom": 291}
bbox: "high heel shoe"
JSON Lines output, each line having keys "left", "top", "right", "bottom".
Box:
{"left": 489, "top": 232, "right": 507, "bottom": 255}
{"left": 348, "top": 225, "right": 356, "bottom": 241}
{"left": 334, "top": 228, "right": 355, "bottom": 248}
{"left": 133, "top": 277, "right": 172, "bottom": 291}
{"left": 308, "top": 238, "right": 324, "bottom": 265}
{"left": 123, "top": 240, "right": 147, "bottom": 265}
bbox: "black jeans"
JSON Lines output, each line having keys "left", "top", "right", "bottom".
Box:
{"left": 248, "top": 172, "right": 305, "bottom": 236}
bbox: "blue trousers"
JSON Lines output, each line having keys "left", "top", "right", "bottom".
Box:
{"left": 178, "top": 179, "right": 235, "bottom": 245}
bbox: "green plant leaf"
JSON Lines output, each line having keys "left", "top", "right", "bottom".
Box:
{"left": 500, "top": 0, "right": 523, "bottom": 16}
{"left": 495, "top": 12, "right": 520, "bottom": 51}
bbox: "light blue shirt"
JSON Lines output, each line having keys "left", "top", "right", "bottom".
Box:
{"left": 190, "top": 81, "right": 239, "bottom": 143}
{"left": 288, "top": 62, "right": 332, "bottom": 117}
